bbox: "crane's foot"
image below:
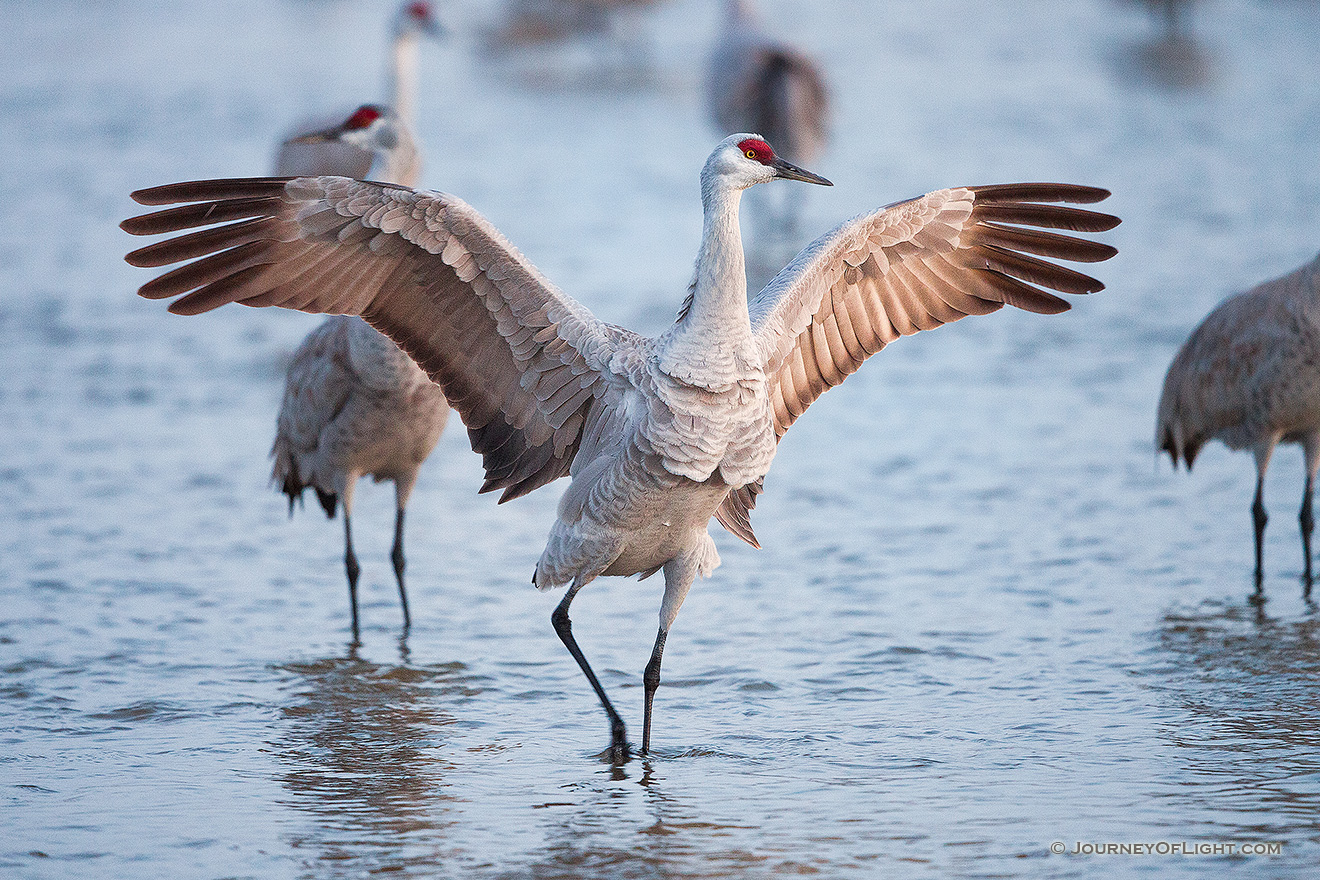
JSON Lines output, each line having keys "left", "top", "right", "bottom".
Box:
{"left": 593, "top": 719, "right": 631, "bottom": 765}
{"left": 1248, "top": 580, "right": 1267, "bottom": 606}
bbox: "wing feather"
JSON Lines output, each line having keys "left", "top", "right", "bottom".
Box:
{"left": 751, "top": 183, "right": 1118, "bottom": 437}
{"left": 123, "top": 176, "right": 642, "bottom": 501}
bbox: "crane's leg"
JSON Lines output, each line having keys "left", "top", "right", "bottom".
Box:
{"left": 343, "top": 511, "right": 362, "bottom": 643}
{"left": 1251, "top": 441, "right": 1276, "bottom": 599}
{"left": 643, "top": 554, "right": 698, "bottom": 756}
{"left": 391, "top": 506, "right": 411, "bottom": 631}
{"left": 1300, "top": 434, "right": 1320, "bottom": 598}
{"left": 552, "top": 576, "right": 629, "bottom": 763}
{"left": 1300, "top": 475, "right": 1314, "bottom": 597}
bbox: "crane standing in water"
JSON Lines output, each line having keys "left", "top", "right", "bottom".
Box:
{"left": 270, "top": 0, "right": 444, "bottom": 643}
{"left": 123, "top": 134, "right": 1118, "bottom": 761}
{"left": 273, "top": 107, "right": 451, "bottom": 641}
{"left": 1157, "top": 253, "right": 1320, "bottom": 600}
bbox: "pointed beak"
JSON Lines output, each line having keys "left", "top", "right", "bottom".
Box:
{"left": 771, "top": 156, "right": 832, "bottom": 186}
{"left": 422, "top": 18, "right": 446, "bottom": 38}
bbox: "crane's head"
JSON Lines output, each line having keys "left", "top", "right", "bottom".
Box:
{"left": 289, "top": 105, "right": 406, "bottom": 157}
{"left": 396, "top": 0, "right": 445, "bottom": 39}
{"left": 705, "top": 133, "right": 832, "bottom": 191}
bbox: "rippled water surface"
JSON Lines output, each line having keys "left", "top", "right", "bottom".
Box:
{"left": 4, "top": 0, "right": 1320, "bottom": 876}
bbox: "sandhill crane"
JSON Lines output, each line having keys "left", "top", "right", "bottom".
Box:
{"left": 274, "top": 1, "right": 442, "bottom": 183}
{"left": 122, "top": 134, "right": 1118, "bottom": 762}
{"left": 1157, "top": 253, "right": 1320, "bottom": 599}
{"left": 706, "top": 0, "right": 829, "bottom": 223}
{"left": 278, "top": 106, "right": 450, "bottom": 641}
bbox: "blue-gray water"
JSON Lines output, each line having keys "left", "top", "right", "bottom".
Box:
{"left": 3, "top": 0, "right": 1319, "bottom": 877}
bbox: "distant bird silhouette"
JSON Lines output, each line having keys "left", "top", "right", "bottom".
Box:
{"left": 1157, "top": 252, "right": 1320, "bottom": 599}
{"left": 274, "top": 1, "right": 442, "bottom": 182}
{"left": 707, "top": 0, "right": 828, "bottom": 231}
{"left": 123, "top": 134, "right": 1117, "bottom": 761}
{"left": 492, "top": 0, "right": 665, "bottom": 48}
{"left": 273, "top": 106, "right": 450, "bottom": 640}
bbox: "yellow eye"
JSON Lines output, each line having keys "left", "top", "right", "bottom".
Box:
{"left": 745, "top": 150, "right": 757, "bottom": 159}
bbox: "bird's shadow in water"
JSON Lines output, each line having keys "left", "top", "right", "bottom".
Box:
{"left": 268, "top": 642, "right": 476, "bottom": 873}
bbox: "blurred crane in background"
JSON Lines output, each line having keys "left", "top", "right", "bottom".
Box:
{"left": 1157, "top": 252, "right": 1320, "bottom": 600}
{"left": 707, "top": 0, "right": 829, "bottom": 233}
{"left": 266, "top": 3, "right": 445, "bottom": 644}
{"left": 491, "top": 0, "right": 665, "bottom": 48}
{"left": 272, "top": 106, "right": 451, "bottom": 642}
{"left": 274, "top": 1, "right": 443, "bottom": 181}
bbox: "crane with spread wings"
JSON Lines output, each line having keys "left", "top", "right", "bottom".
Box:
{"left": 123, "top": 133, "right": 1119, "bottom": 763}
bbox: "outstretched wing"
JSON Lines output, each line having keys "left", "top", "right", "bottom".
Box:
{"left": 714, "top": 183, "right": 1119, "bottom": 538}
{"left": 752, "top": 183, "right": 1119, "bottom": 432}
{"left": 123, "top": 176, "right": 641, "bottom": 502}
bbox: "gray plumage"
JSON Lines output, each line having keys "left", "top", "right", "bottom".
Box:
{"left": 273, "top": 1, "right": 441, "bottom": 185}
{"left": 1157, "top": 252, "right": 1320, "bottom": 598}
{"left": 123, "top": 134, "right": 1118, "bottom": 760}
{"left": 271, "top": 105, "right": 450, "bottom": 640}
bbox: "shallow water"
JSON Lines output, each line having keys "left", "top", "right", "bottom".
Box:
{"left": 3, "top": 0, "right": 1320, "bottom": 876}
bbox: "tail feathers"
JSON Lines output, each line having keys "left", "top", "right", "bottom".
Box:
{"left": 282, "top": 480, "right": 302, "bottom": 517}
{"left": 273, "top": 455, "right": 338, "bottom": 518}
{"left": 315, "top": 488, "right": 338, "bottom": 519}
{"left": 276, "top": 456, "right": 304, "bottom": 518}
{"left": 1158, "top": 420, "right": 1202, "bottom": 471}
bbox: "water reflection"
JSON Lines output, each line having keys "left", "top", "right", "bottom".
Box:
{"left": 272, "top": 646, "right": 476, "bottom": 875}
{"left": 514, "top": 760, "right": 799, "bottom": 879}
{"left": 1148, "top": 601, "right": 1320, "bottom": 831}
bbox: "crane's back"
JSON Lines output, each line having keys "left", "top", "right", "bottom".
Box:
{"left": 1157, "top": 253, "right": 1320, "bottom": 466}
{"left": 272, "top": 316, "right": 449, "bottom": 512}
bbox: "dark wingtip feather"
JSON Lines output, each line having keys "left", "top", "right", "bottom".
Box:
{"left": 122, "top": 196, "right": 286, "bottom": 238}
{"left": 1184, "top": 442, "right": 1201, "bottom": 471}
{"left": 974, "top": 200, "right": 1121, "bottom": 233}
{"left": 130, "top": 177, "right": 294, "bottom": 206}
{"left": 971, "top": 183, "right": 1112, "bottom": 205}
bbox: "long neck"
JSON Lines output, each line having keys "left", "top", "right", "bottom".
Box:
{"left": 686, "top": 176, "right": 750, "bottom": 333}
{"left": 389, "top": 31, "right": 419, "bottom": 127}
{"left": 659, "top": 171, "right": 759, "bottom": 388}
{"left": 380, "top": 133, "right": 420, "bottom": 187}
{"left": 724, "top": 0, "right": 756, "bottom": 26}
